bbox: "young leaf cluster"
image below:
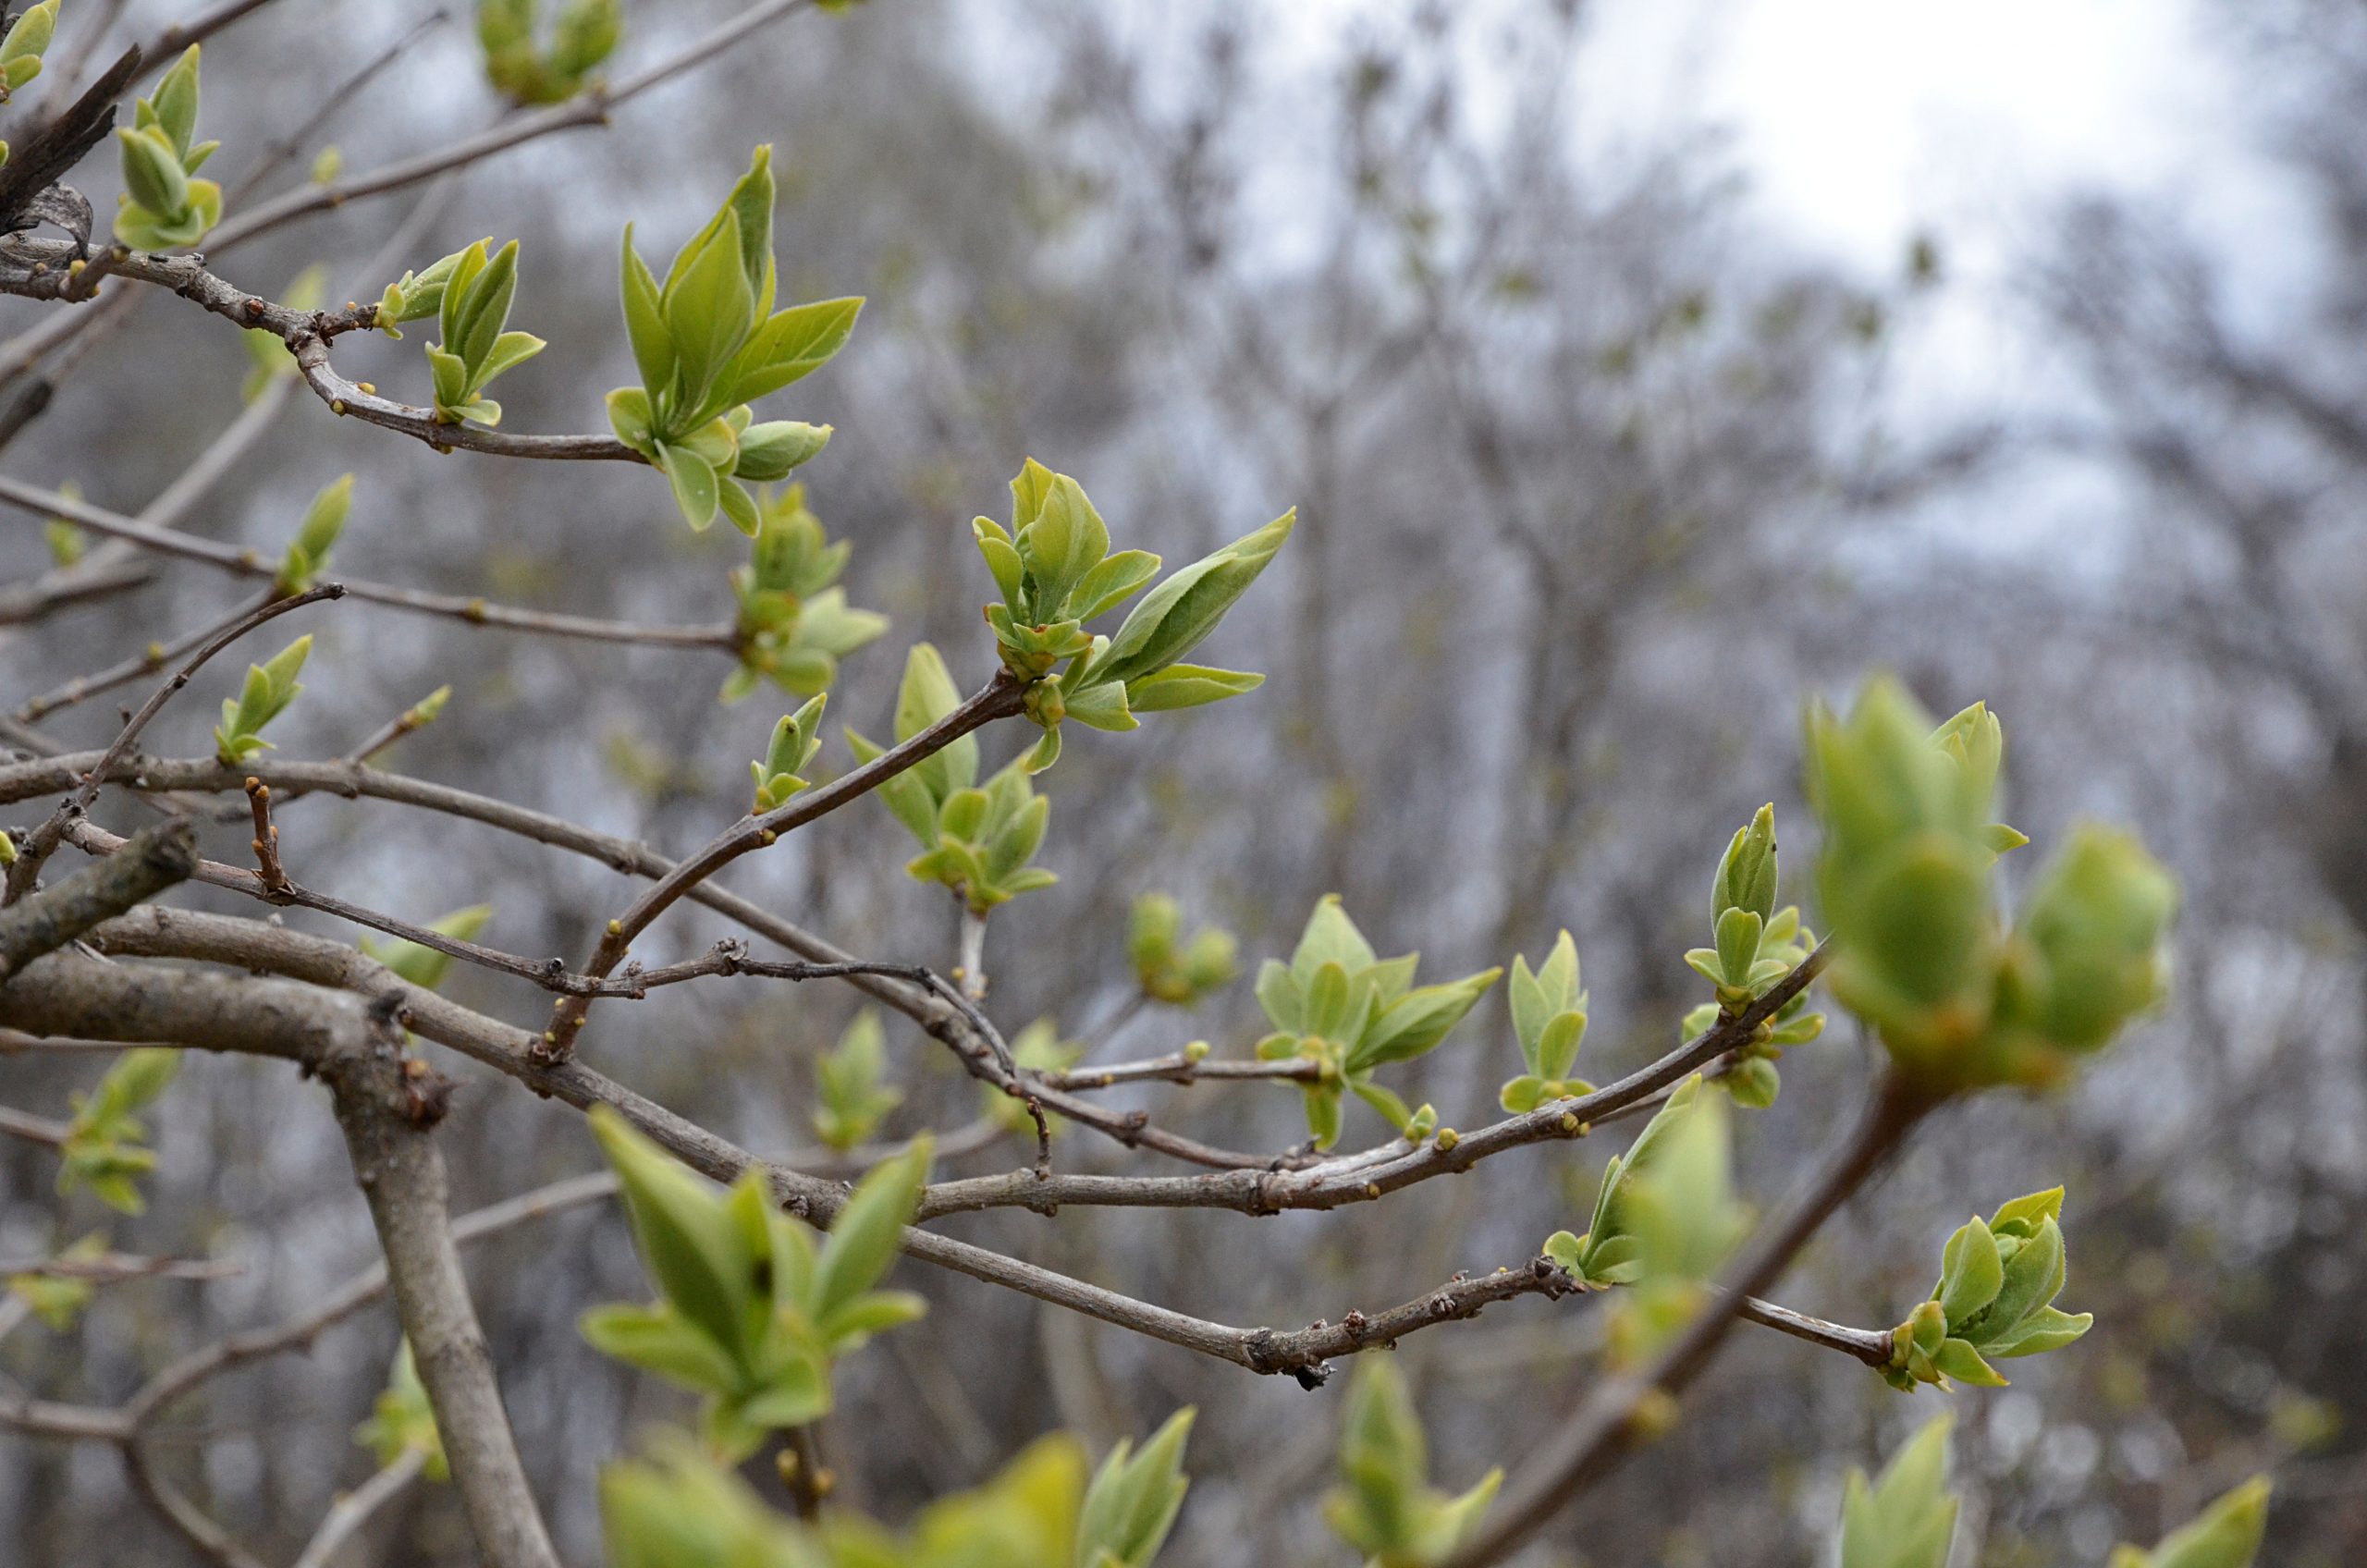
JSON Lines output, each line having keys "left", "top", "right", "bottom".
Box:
{"left": 1676, "top": 803, "right": 1826, "bottom": 1108}
{"left": 1321, "top": 1360, "right": 1501, "bottom": 1568}
{"left": 0, "top": 0, "right": 57, "bottom": 165}
{"left": 214, "top": 635, "right": 312, "bottom": 765}
{"left": 1809, "top": 680, "right": 2177, "bottom": 1092}
{"left": 580, "top": 1108, "right": 929, "bottom": 1460}
{"left": 276, "top": 472, "right": 352, "bottom": 594}
{"left": 7, "top": 1233, "right": 105, "bottom": 1330}
{"left": 850, "top": 644, "right": 1053, "bottom": 915}
{"left": 973, "top": 459, "right": 1291, "bottom": 771}
{"left": 1838, "top": 1415, "right": 1958, "bottom": 1568}
{"left": 608, "top": 148, "right": 857, "bottom": 533}
{"left": 1840, "top": 1415, "right": 2269, "bottom": 1568}
{"left": 1253, "top": 897, "right": 1500, "bottom": 1149}
{"left": 751, "top": 694, "right": 827, "bottom": 813}
{"left": 43, "top": 481, "right": 83, "bottom": 568}
{"left": 1499, "top": 929, "right": 1591, "bottom": 1112}
{"left": 55, "top": 1048, "right": 179, "bottom": 1214}
{"left": 810, "top": 1011, "right": 901, "bottom": 1152}
{"left": 604, "top": 1410, "right": 1192, "bottom": 1568}
{"left": 722, "top": 485, "right": 888, "bottom": 703}
{"left": 1544, "top": 1074, "right": 1748, "bottom": 1362}
{"left": 353, "top": 1342, "right": 450, "bottom": 1482}
{"left": 476, "top": 0, "right": 619, "bottom": 104}
{"left": 115, "top": 47, "right": 222, "bottom": 249}
{"left": 1883, "top": 1186, "right": 2091, "bottom": 1391}
{"left": 374, "top": 239, "right": 546, "bottom": 426}
{"left": 0, "top": 1, "right": 55, "bottom": 102}
{"left": 1127, "top": 894, "right": 1238, "bottom": 1007}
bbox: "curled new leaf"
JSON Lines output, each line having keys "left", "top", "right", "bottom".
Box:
{"left": 1076, "top": 1407, "right": 1194, "bottom": 1568}
{"left": 1838, "top": 1415, "right": 1958, "bottom": 1568}
{"left": 751, "top": 693, "right": 827, "bottom": 812}
{"left": 214, "top": 634, "right": 313, "bottom": 765}
{"left": 276, "top": 471, "right": 352, "bottom": 594}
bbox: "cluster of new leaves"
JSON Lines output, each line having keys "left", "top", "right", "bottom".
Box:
{"left": 275, "top": 472, "right": 352, "bottom": 594}
{"left": 55, "top": 1048, "right": 179, "bottom": 1214}
{"left": 1254, "top": 897, "right": 1500, "bottom": 1149}
{"left": 603, "top": 1410, "right": 1192, "bottom": 1568}
{"left": 0, "top": 0, "right": 57, "bottom": 164}
{"left": 810, "top": 1011, "right": 901, "bottom": 1152}
{"left": 721, "top": 485, "right": 888, "bottom": 703}
{"left": 6, "top": 1233, "right": 104, "bottom": 1329}
{"left": 851, "top": 644, "right": 1053, "bottom": 915}
{"left": 359, "top": 904, "right": 495, "bottom": 992}
{"left": 375, "top": 239, "right": 546, "bottom": 427}
{"left": 1127, "top": 893, "right": 1238, "bottom": 1008}
{"left": 213, "top": 634, "right": 311, "bottom": 765}
{"left": 1883, "top": 1186, "right": 2091, "bottom": 1391}
{"left": 1808, "top": 681, "right": 2176, "bottom": 1092}
{"left": 1544, "top": 1075, "right": 1749, "bottom": 1361}
{"left": 476, "top": 0, "right": 619, "bottom": 104}
{"left": 115, "top": 47, "right": 221, "bottom": 249}
{"left": 1840, "top": 1415, "right": 2269, "bottom": 1568}
{"left": 1499, "top": 929, "right": 1590, "bottom": 1112}
{"left": 608, "top": 147, "right": 855, "bottom": 533}
{"left": 1258, "top": 895, "right": 1495, "bottom": 1156}
{"left": 242, "top": 265, "right": 325, "bottom": 400}
{"left": 1322, "top": 1360, "right": 1501, "bottom": 1568}
{"left": 1676, "top": 803, "right": 1825, "bottom": 1108}
{"left": 353, "top": 1343, "right": 450, "bottom": 1482}
{"left": 579, "top": 1109, "right": 929, "bottom": 1461}
{"left": 750, "top": 693, "right": 826, "bottom": 813}
{"left": 974, "top": 460, "right": 1292, "bottom": 771}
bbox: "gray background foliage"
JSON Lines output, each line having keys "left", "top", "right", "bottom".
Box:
{"left": 3, "top": 0, "right": 2364, "bottom": 1562}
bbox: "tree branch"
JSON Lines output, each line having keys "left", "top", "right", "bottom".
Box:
{"left": 318, "top": 1030, "right": 561, "bottom": 1568}
{"left": 0, "top": 817, "right": 196, "bottom": 976}
{"left": 538, "top": 671, "right": 1029, "bottom": 1061}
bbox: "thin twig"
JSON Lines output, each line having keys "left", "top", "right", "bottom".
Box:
{"left": 0, "top": 1103, "right": 69, "bottom": 1145}
{"left": 0, "top": 1253, "right": 240, "bottom": 1284}
{"left": 291, "top": 1447, "right": 427, "bottom": 1568}
{"left": 206, "top": 0, "right": 817, "bottom": 251}
{"left": 539, "top": 673, "right": 1029, "bottom": 1061}
{"left": 0, "top": 473, "right": 739, "bottom": 648}
{"left": 4, "top": 584, "right": 339, "bottom": 900}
